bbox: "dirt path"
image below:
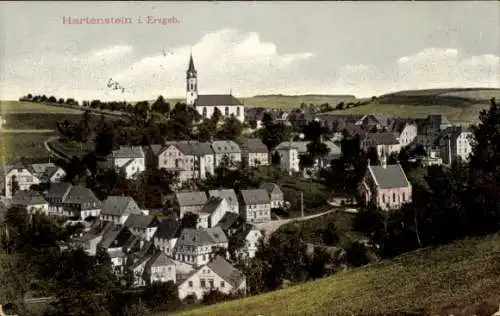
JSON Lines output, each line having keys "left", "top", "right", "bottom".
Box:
{"left": 255, "top": 208, "right": 338, "bottom": 241}
{"left": 44, "top": 135, "right": 69, "bottom": 162}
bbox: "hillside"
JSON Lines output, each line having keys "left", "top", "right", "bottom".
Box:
{"left": 329, "top": 102, "right": 490, "bottom": 123}
{"left": 167, "top": 233, "right": 500, "bottom": 316}
{"left": 377, "top": 87, "right": 500, "bottom": 106}
{"left": 0, "top": 100, "right": 83, "bottom": 114}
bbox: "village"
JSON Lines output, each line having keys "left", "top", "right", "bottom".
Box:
{"left": 0, "top": 55, "right": 480, "bottom": 310}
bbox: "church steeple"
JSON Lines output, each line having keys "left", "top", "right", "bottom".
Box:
{"left": 187, "top": 53, "right": 197, "bottom": 79}
{"left": 186, "top": 53, "right": 198, "bottom": 106}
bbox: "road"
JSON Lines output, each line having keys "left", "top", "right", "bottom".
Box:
{"left": 44, "top": 135, "right": 69, "bottom": 162}
{"left": 255, "top": 208, "right": 338, "bottom": 241}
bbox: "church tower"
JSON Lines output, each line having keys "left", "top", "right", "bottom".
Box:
{"left": 186, "top": 53, "right": 198, "bottom": 106}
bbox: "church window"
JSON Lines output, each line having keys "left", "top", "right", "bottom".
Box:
{"left": 225, "top": 107, "right": 229, "bottom": 116}
{"left": 382, "top": 194, "right": 385, "bottom": 203}
{"left": 202, "top": 107, "right": 207, "bottom": 117}
{"left": 236, "top": 106, "right": 241, "bottom": 117}
{"left": 393, "top": 193, "right": 396, "bottom": 202}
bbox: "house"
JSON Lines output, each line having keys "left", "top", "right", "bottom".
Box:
{"left": 158, "top": 141, "right": 215, "bottom": 182}
{"left": 174, "top": 191, "right": 208, "bottom": 219}
{"left": 389, "top": 120, "right": 418, "bottom": 148}
{"left": 177, "top": 255, "right": 246, "bottom": 300}
{"left": 73, "top": 220, "right": 114, "bottom": 255}
{"left": 123, "top": 214, "right": 160, "bottom": 241}
{"left": 208, "top": 189, "right": 239, "bottom": 214}
{"left": 359, "top": 155, "right": 412, "bottom": 211}
{"left": 100, "top": 196, "right": 142, "bottom": 225}
{"left": 239, "top": 189, "right": 271, "bottom": 223}
{"left": 2, "top": 163, "right": 41, "bottom": 198}
{"left": 98, "top": 225, "right": 135, "bottom": 274}
{"left": 129, "top": 250, "right": 176, "bottom": 288}
{"left": 197, "top": 197, "right": 230, "bottom": 229}
{"left": 259, "top": 183, "right": 284, "bottom": 209}
{"left": 242, "top": 227, "right": 263, "bottom": 259}
{"left": 145, "top": 250, "right": 176, "bottom": 285}
{"left": 240, "top": 138, "right": 269, "bottom": 167}
{"left": 274, "top": 140, "right": 342, "bottom": 172}
{"left": 10, "top": 190, "right": 49, "bottom": 215}
{"left": 30, "top": 163, "right": 66, "bottom": 184}
{"left": 174, "top": 227, "right": 228, "bottom": 267}
{"left": 361, "top": 133, "right": 401, "bottom": 158}
{"left": 210, "top": 140, "right": 242, "bottom": 168}
{"left": 108, "top": 146, "right": 146, "bottom": 179}
{"left": 45, "top": 183, "right": 101, "bottom": 220}
{"left": 244, "top": 108, "right": 268, "bottom": 129}
{"left": 274, "top": 143, "right": 300, "bottom": 174}
{"left": 437, "top": 126, "right": 473, "bottom": 165}
{"left": 153, "top": 218, "right": 181, "bottom": 256}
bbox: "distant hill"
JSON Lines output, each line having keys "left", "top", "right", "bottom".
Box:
{"left": 168, "top": 233, "right": 500, "bottom": 316}
{"left": 242, "top": 94, "right": 357, "bottom": 109}
{"left": 377, "top": 87, "right": 500, "bottom": 106}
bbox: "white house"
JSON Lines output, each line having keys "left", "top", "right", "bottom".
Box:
{"left": 208, "top": 189, "right": 239, "bottom": 214}
{"left": 210, "top": 140, "right": 242, "bottom": 168}
{"left": 177, "top": 255, "right": 246, "bottom": 300}
{"left": 145, "top": 251, "right": 176, "bottom": 285}
{"left": 174, "top": 227, "right": 228, "bottom": 267}
{"left": 100, "top": 196, "right": 143, "bottom": 225}
{"left": 239, "top": 189, "right": 272, "bottom": 224}
{"left": 2, "top": 163, "right": 41, "bottom": 198}
{"left": 243, "top": 228, "right": 262, "bottom": 259}
{"left": 438, "top": 126, "right": 474, "bottom": 165}
{"left": 123, "top": 214, "right": 160, "bottom": 241}
{"left": 392, "top": 122, "right": 418, "bottom": 148}
{"left": 275, "top": 144, "right": 299, "bottom": 175}
{"left": 197, "top": 197, "right": 231, "bottom": 229}
{"left": 108, "top": 146, "right": 146, "bottom": 179}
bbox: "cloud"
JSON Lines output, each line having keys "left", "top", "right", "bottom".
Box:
{"left": 0, "top": 30, "right": 498, "bottom": 101}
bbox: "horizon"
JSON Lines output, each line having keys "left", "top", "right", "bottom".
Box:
{"left": 0, "top": 2, "right": 499, "bottom": 102}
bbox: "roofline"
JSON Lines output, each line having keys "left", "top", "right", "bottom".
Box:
{"left": 367, "top": 165, "right": 379, "bottom": 187}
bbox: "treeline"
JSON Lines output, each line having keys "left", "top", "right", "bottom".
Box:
{"left": 19, "top": 93, "right": 171, "bottom": 116}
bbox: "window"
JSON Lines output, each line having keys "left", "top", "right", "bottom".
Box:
{"left": 393, "top": 193, "right": 396, "bottom": 202}
{"left": 188, "top": 281, "right": 193, "bottom": 288}
{"left": 225, "top": 107, "right": 229, "bottom": 116}
{"left": 209, "top": 279, "right": 214, "bottom": 288}
{"left": 200, "top": 279, "right": 206, "bottom": 288}
{"left": 220, "top": 281, "right": 225, "bottom": 288}
{"left": 175, "top": 159, "right": 180, "bottom": 168}
{"left": 203, "top": 254, "right": 206, "bottom": 261}
{"left": 236, "top": 107, "right": 241, "bottom": 117}
{"left": 402, "top": 193, "right": 406, "bottom": 201}
{"left": 382, "top": 194, "right": 385, "bottom": 203}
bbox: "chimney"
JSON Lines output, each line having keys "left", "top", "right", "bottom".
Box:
{"left": 381, "top": 151, "right": 387, "bottom": 169}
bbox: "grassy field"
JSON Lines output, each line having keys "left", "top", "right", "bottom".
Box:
{"left": 168, "top": 233, "right": 500, "bottom": 316}
{"left": 0, "top": 131, "right": 55, "bottom": 163}
{"left": 324, "top": 102, "right": 490, "bottom": 123}
{"left": 2, "top": 113, "right": 83, "bottom": 130}
{"left": 49, "top": 138, "right": 94, "bottom": 159}
{"left": 278, "top": 211, "right": 365, "bottom": 248}
{"left": 0, "top": 100, "right": 83, "bottom": 114}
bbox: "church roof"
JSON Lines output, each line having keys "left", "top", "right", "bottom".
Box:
{"left": 187, "top": 54, "right": 197, "bottom": 74}
{"left": 195, "top": 95, "right": 243, "bottom": 107}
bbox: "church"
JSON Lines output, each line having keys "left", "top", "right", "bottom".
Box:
{"left": 185, "top": 54, "right": 245, "bottom": 123}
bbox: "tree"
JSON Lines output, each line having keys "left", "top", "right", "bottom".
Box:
{"left": 271, "top": 151, "right": 281, "bottom": 165}
{"left": 48, "top": 96, "right": 57, "bottom": 103}
{"left": 345, "top": 242, "right": 370, "bottom": 267}
{"left": 259, "top": 123, "right": 291, "bottom": 151}
{"left": 151, "top": 95, "right": 170, "bottom": 115}
{"left": 217, "top": 116, "right": 243, "bottom": 140}
{"left": 180, "top": 212, "right": 199, "bottom": 229}
{"left": 141, "top": 281, "right": 180, "bottom": 312}
{"left": 467, "top": 98, "right": 500, "bottom": 235}
{"left": 322, "top": 222, "right": 338, "bottom": 245}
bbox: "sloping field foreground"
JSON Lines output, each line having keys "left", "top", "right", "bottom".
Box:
{"left": 167, "top": 233, "right": 500, "bottom": 316}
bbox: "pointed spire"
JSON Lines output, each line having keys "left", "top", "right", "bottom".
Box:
{"left": 187, "top": 52, "right": 196, "bottom": 75}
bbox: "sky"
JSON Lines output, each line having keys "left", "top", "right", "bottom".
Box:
{"left": 0, "top": 1, "right": 499, "bottom": 101}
